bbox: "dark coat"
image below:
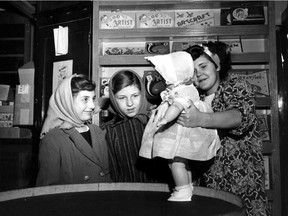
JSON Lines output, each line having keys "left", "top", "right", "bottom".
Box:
{"left": 36, "top": 124, "right": 111, "bottom": 186}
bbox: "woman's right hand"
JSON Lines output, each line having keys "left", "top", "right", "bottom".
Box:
{"left": 177, "top": 102, "right": 203, "bottom": 128}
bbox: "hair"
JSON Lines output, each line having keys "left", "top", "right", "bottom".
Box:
{"left": 111, "top": 70, "right": 141, "bottom": 94}
{"left": 71, "top": 74, "right": 96, "bottom": 97}
{"left": 185, "top": 41, "right": 231, "bottom": 81}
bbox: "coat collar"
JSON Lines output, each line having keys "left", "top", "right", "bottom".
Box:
{"left": 63, "top": 126, "right": 103, "bottom": 168}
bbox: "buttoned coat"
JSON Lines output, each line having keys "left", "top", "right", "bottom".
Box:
{"left": 36, "top": 124, "right": 111, "bottom": 186}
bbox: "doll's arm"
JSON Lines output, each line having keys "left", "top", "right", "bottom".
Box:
{"left": 157, "top": 101, "right": 184, "bottom": 127}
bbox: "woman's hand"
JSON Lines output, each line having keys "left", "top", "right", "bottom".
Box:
{"left": 177, "top": 102, "right": 203, "bottom": 128}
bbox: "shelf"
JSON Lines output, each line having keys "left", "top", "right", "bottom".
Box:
{"left": 0, "top": 38, "right": 24, "bottom": 41}
{"left": 98, "top": 0, "right": 267, "bottom": 10}
{"left": 0, "top": 54, "right": 24, "bottom": 57}
{"left": 99, "top": 26, "right": 269, "bottom": 39}
{"left": 99, "top": 52, "right": 269, "bottom": 66}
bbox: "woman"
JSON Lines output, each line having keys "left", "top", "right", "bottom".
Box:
{"left": 178, "top": 42, "right": 270, "bottom": 215}
{"left": 36, "top": 74, "right": 111, "bottom": 186}
{"left": 102, "top": 69, "right": 171, "bottom": 183}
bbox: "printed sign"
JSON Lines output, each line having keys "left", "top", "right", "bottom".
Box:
{"left": 175, "top": 10, "right": 215, "bottom": 27}
{"left": 137, "top": 11, "right": 174, "bottom": 28}
{"left": 231, "top": 70, "right": 269, "bottom": 97}
{"left": 100, "top": 11, "right": 135, "bottom": 29}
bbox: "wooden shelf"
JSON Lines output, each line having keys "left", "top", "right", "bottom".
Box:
{"left": 99, "top": 52, "right": 269, "bottom": 66}
{"left": 98, "top": 0, "right": 267, "bottom": 10}
{"left": 99, "top": 25, "right": 269, "bottom": 39}
{"left": 0, "top": 54, "right": 24, "bottom": 57}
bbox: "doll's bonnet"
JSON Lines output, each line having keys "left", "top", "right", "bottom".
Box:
{"left": 145, "top": 51, "right": 194, "bottom": 85}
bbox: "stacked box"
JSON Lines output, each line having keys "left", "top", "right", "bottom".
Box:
{"left": 103, "top": 42, "right": 145, "bottom": 55}
{"left": 175, "top": 9, "right": 217, "bottom": 27}
{"left": 230, "top": 70, "right": 269, "bottom": 97}
{"left": 221, "top": 7, "right": 265, "bottom": 25}
{"left": 230, "top": 7, "right": 265, "bottom": 25}
{"left": 136, "top": 11, "right": 174, "bottom": 28}
{"left": 99, "top": 11, "right": 136, "bottom": 29}
{"left": 145, "top": 41, "right": 170, "bottom": 54}
{"left": 14, "top": 61, "right": 34, "bottom": 126}
{"left": 0, "top": 105, "right": 14, "bottom": 127}
{"left": 0, "top": 127, "right": 32, "bottom": 138}
{"left": 171, "top": 41, "right": 206, "bottom": 52}
{"left": 220, "top": 39, "right": 243, "bottom": 53}
{"left": 0, "top": 84, "right": 14, "bottom": 127}
{"left": 241, "top": 38, "right": 267, "bottom": 52}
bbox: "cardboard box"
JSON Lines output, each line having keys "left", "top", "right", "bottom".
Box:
{"left": 14, "top": 61, "right": 35, "bottom": 126}
{"left": 230, "top": 70, "right": 269, "bottom": 97}
{"left": 0, "top": 127, "right": 32, "bottom": 138}
{"left": 175, "top": 9, "right": 217, "bottom": 27}
{"left": 13, "top": 85, "right": 34, "bottom": 125}
{"left": 230, "top": 7, "right": 265, "bottom": 25}
{"left": 103, "top": 42, "right": 145, "bottom": 55}
{"left": 136, "top": 10, "right": 174, "bottom": 28}
{"left": 220, "top": 39, "right": 243, "bottom": 53}
{"left": 221, "top": 7, "right": 265, "bottom": 26}
{"left": 0, "top": 105, "right": 14, "bottom": 127}
{"left": 18, "top": 61, "right": 34, "bottom": 85}
{"left": 241, "top": 39, "right": 267, "bottom": 52}
{"left": 171, "top": 41, "right": 206, "bottom": 52}
{"left": 145, "top": 41, "right": 170, "bottom": 54}
{"left": 99, "top": 11, "right": 136, "bottom": 29}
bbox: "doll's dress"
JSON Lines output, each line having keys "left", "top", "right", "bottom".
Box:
{"left": 140, "top": 84, "right": 220, "bottom": 161}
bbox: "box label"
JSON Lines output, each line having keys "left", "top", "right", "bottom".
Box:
{"left": 175, "top": 10, "right": 215, "bottom": 27}
{"left": 100, "top": 11, "right": 135, "bottom": 29}
{"left": 137, "top": 11, "right": 174, "bottom": 28}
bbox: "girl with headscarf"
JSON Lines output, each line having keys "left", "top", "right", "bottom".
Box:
{"left": 102, "top": 70, "right": 171, "bottom": 183}
{"left": 36, "top": 74, "right": 111, "bottom": 186}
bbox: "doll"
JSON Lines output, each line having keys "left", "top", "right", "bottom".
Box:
{"left": 139, "top": 51, "right": 220, "bottom": 202}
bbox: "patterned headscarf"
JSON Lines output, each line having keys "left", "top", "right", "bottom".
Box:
{"left": 108, "top": 70, "right": 149, "bottom": 123}
{"left": 40, "top": 74, "right": 85, "bottom": 138}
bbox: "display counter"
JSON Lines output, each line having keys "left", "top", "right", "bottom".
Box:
{"left": 0, "top": 183, "right": 244, "bottom": 216}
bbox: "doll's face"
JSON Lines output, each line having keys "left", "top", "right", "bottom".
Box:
{"left": 115, "top": 84, "right": 141, "bottom": 117}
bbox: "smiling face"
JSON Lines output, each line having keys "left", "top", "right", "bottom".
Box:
{"left": 73, "top": 90, "right": 97, "bottom": 121}
{"left": 115, "top": 84, "right": 141, "bottom": 117}
{"left": 193, "top": 55, "right": 220, "bottom": 95}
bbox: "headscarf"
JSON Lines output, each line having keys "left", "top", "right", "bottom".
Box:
{"left": 144, "top": 51, "right": 194, "bottom": 85}
{"left": 40, "top": 74, "right": 85, "bottom": 138}
{"left": 108, "top": 70, "right": 149, "bottom": 123}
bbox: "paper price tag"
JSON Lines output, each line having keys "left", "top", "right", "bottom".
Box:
{"left": 18, "top": 85, "right": 29, "bottom": 94}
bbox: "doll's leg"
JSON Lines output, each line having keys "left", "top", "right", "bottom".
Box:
{"left": 170, "top": 161, "right": 190, "bottom": 186}
{"left": 168, "top": 159, "right": 193, "bottom": 202}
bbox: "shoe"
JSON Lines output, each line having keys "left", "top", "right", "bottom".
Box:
{"left": 167, "top": 184, "right": 193, "bottom": 202}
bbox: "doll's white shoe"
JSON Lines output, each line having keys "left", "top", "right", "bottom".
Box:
{"left": 167, "top": 184, "right": 193, "bottom": 202}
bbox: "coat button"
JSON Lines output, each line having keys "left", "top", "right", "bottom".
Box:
{"left": 84, "top": 175, "right": 90, "bottom": 181}
{"left": 99, "top": 171, "right": 105, "bottom": 177}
